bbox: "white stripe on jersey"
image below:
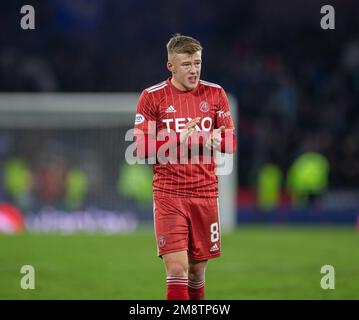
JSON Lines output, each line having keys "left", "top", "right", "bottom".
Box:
{"left": 147, "top": 83, "right": 168, "bottom": 93}
{"left": 146, "top": 81, "right": 166, "bottom": 92}
{"left": 200, "top": 80, "right": 222, "bottom": 89}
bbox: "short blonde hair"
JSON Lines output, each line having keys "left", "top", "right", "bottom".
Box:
{"left": 166, "top": 34, "right": 202, "bottom": 58}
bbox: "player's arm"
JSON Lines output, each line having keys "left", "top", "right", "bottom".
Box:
{"left": 134, "top": 90, "right": 163, "bottom": 160}
{"left": 206, "top": 88, "right": 237, "bottom": 154}
{"left": 134, "top": 91, "right": 198, "bottom": 160}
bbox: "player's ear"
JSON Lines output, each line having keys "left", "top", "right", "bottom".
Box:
{"left": 167, "top": 61, "right": 174, "bottom": 73}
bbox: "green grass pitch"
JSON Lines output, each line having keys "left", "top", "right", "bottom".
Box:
{"left": 0, "top": 225, "right": 358, "bottom": 299}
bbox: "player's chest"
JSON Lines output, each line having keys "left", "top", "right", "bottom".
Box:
{"left": 156, "top": 95, "right": 217, "bottom": 133}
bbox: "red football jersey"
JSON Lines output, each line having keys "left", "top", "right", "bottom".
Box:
{"left": 134, "top": 77, "right": 236, "bottom": 199}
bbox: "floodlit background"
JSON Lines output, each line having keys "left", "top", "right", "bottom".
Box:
{"left": 0, "top": 0, "right": 358, "bottom": 299}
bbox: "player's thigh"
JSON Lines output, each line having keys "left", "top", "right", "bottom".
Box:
{"left": 153, "top": 197, "right": 190, "bottom": 256}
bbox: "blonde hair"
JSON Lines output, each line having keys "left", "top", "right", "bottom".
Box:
{"left": 167, "top": 34, "right": 202, "bottom": 58}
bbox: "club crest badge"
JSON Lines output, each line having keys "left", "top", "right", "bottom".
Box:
{"left": 158, "top": 235, "right": 166, "bottom": 248}
{"left": 199, "top": 101, "right": 209, "bottom": 113}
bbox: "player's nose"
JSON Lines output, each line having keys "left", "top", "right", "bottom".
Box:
{"left": 189, "top": 64, "right": 197, "bottom": 73}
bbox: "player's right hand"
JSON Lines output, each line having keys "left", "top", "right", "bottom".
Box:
{"left": 205, "top": 126, "right": 225, "bottom": 150}
{"left": 179, "top": 117, "right": 200, "bottom": 144}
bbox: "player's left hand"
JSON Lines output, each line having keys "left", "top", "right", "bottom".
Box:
{"left": 205, "top": 126, "right": 225, "bottom": 150}
{"left": 180, "top": 117, "right": 201, "bottom": 144}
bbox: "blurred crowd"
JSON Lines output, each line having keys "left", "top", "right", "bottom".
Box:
{"left": 0, "top": 128, "right": 153, "bottom": 212}
{"left": 0, "top": 0, "right": 358, "bottom": 190}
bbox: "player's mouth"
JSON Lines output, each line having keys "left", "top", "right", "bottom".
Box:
{"left": 188, "top": 76, "right": 197, "bottom": 84}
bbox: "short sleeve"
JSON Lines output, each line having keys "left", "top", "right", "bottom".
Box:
{"left": 134, "top": 90, "right": 157, "bottom": 136}
{"left": 215, "top": 88, "right": 235, "bottom": 131}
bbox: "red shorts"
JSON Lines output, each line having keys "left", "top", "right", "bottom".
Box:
{"left": 153, "top": 197, "right": 221, "bottom": 261}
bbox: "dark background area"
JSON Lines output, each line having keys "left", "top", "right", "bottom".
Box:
{"left": 0, "top": 1, "right": 358, "bottom": 207}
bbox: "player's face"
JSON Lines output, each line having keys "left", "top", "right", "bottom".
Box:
{"left": 167, "top": 51, "right": 202, "bottom": 91}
